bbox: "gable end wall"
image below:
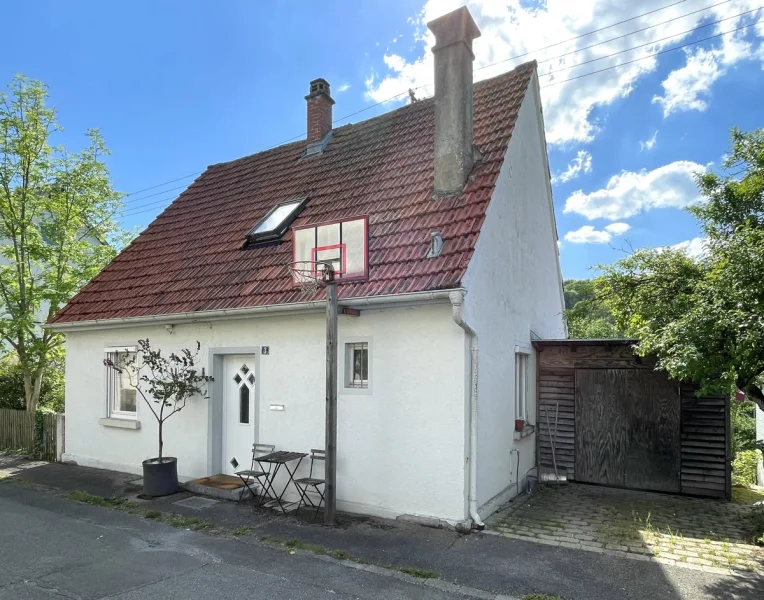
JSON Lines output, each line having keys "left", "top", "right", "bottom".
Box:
{"left": 462, "top": 73, "right": 566, "bottom": 511}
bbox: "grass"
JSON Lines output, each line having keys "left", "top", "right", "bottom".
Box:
{"left": 66, "top": 490, "right": 136, "bottom": 509}
{"left": 397, "top": 567, "right": 438, "bottom": 579}
{"left": 261, "top": 535, "right": 437, "bottom": 580}
{"left": 732, "top": 485, "right": 764, "bottom": 505}
{"left": 65, "top": 492, "right": 450, "bottom": 584}
{"left": 65, "top": 490, "right": 213, "bottom": 530}
{"left": 285, "top": 539, "right": 327, "bottom": 554}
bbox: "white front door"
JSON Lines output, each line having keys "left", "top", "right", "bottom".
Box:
{"left": 223, "top": 355, "right": 257, "bottom": 475}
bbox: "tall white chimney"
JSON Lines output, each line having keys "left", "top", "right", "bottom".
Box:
{"left": 427, "top": 6, "right": 481, "bottom": 196}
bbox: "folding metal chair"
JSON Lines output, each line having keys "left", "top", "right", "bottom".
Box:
{"left": 293, "top": 449, "right": 326, "bottom": 519}
{"left": 232, "top": 443, "right": 275, "bottom": 503}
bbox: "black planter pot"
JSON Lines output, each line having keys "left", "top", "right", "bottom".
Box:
{"left": 142, "top": 457, "right": 178, "bottom": 497}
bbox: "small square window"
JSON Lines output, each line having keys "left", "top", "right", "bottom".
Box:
{"left": 105, "top": 348, "right": 138, "bottom": 419}
{"left": 345, "top": 342, "right": 369, "bottom": 389}
{"left": 515, "top": 352, "right": 530, "bottom": 422}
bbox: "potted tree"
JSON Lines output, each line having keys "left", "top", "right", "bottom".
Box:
{"left": 104, "top": 339, "right": 212, "bottom": 497}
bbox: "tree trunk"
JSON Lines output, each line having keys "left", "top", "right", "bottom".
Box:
{"left": 23, "top": 370, "right": 43, "bottom": 413}
{"left": 744, "top": 383, "right": 764, "bottom": 413}
{"left": 158, "top": 419, "right": 163, "bottom": 461}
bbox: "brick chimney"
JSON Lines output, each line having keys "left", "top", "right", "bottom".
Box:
{"left": 305, "top": 78, "right": 335, "bottom": 143}
{"left": 427, "top": 7, "right": 481, "bottom": 196}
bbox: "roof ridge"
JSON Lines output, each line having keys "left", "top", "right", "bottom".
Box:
{"left": 208, "top": 60, "right": 537, "bottom": 172}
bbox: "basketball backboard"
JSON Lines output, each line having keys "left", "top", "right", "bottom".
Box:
{"left": 292, "top": 217, "right": 368, "bottom": 282}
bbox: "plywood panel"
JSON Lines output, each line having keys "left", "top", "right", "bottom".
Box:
{"left": 623, "top": 371, "right": 680, "bottom": 492}
{"left": 575, "top": 369, "right": 680, "bottom": 493}
{"left": 575, "top": 369, "right": 628, "bottom": 487}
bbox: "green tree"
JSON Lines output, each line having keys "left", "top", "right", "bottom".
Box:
{"left": 0, "top": 75, "right": 123, "bottom": 412}
{"left": 598, "top": 128, "right": 764, "bottom": 413}
{"left": 563, "top": 279, "right": 622, "bottom": 339}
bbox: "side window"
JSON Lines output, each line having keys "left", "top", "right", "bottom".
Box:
{"left": 105, "top": 347, "right": 137, "bottom": 419}
{"left": 341, "top": 338, "right": 372, "bottom": 394}
{"left": 515, "top": 351, "right": 530, "bottom": 423}
{"left": 345, "top": 342, "right": 369, "bottom": 389}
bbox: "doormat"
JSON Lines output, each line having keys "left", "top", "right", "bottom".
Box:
{"left": 190, "top": 474, "right": 242, "bottom": 490}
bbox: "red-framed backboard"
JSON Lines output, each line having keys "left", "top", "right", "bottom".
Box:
{"left": 292, "top": 216, "right": 368, "bottom": 283}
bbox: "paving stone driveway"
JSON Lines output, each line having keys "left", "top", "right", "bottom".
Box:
{"left": 486, "top": 483, "right": 764, "bottom": 576}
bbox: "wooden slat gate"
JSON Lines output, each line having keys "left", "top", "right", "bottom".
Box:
{"left": 536, "top": 341, "right": 731, "bottom": 499}
{"left": 0, "top": 409, "right": 58, "bottom": 461}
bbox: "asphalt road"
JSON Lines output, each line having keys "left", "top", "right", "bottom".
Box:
{"left": 0, "top": 484, "right": 487, "bottom": 600}
{"left": 1, "top": 476, "right": 762, "bottom": 600}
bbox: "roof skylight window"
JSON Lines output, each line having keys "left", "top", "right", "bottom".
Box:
{"left": 245, "top": 197, "right": 307, "bottom": 245}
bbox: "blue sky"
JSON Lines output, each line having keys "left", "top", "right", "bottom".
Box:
{"left": 2, "top": 0, "right": 763, "bottom": 280}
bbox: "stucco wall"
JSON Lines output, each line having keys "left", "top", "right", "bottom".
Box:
{"left": 461, "top": 73, "right": 566, "bottom": 512}
{"left": 64, "top": 302, "right": 467, "bottom": 521}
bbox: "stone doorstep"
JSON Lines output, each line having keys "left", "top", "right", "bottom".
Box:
{"left": 184, "top": 474, "right": 252, "bottom": 502}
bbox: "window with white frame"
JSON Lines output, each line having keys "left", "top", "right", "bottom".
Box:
{"left": 105, "top": 347, "right": 138, "bottom": 419}
{"left": 344, "top": 342, "right": 369, "bottom": 389}
{"left": 515, "top": 351, "right": 530, "bottom": 422}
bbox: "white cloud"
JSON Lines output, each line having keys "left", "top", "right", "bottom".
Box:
{"left": 336, "top": 82, "right": 351, "bottom": 93}
{"left": 564, "top": 222, "right": 630, "bottom": 244}
{"left": 671, "top": 237, "right": 708, "bottom": 258}
{"left": 565, "top": 226, "right": 612, "bottom": 244}
{"left": 654, "top": 4, "right": 762, "bottom": 116}
{"left": 364, "top": 1, "right": 764, "bottom": 146}
{"left": 604, "top": 222, "right": 631, "bottom": 235}
{"left": 564, "top": 160, "right": 707, "bottom": 221}
{"left": 639, "top": 131, "right": 658, "bottom": 151}
{"left": 552, "top": 150, "right": 592, "bottom": 184}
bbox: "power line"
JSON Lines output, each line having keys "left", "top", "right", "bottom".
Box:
{"left": 124, "top": 17, "right": 763, "bottom": 222}
{"left": 535, "top": 0, "right": 736, "bottom": 67}
{"left": 541, "top": 17, "right": 762, "bottom": 87}
{"left": 122, "top": 183, "right": 192, "bottom": 205}
{"left": 121, "top": 194, "right": 183, "bottom": 217}
{"left": 120, "top": 0, "right": 701, "bottom": 202}
{"left": 475, "top": 0, "right": 695, "bottom": 72}
{"left": 123, "top": 172, "right": 202, "bottom": 198}
{"left": 540, "top": 7, "right": 762, "bottom": 79}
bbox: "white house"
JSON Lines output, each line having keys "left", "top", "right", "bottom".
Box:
{"left": 50, "top": 6, "right": 565, "bottom": 528}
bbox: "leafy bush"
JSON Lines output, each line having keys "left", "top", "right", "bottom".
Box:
{"left": 0, "top": 353, "right": 64, "bottom": 412}
{"left": 731, "top": 399, "right": 757, "bottom": 455}
{"left": 732, "top": 449, "right": 762, "bottom": 486}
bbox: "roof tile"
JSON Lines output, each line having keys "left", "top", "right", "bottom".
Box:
{"left": 51, "top": 62, "right": 535, "bottom": 324}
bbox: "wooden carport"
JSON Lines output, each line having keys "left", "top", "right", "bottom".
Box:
{"left": 533, "top": 339, "right": 731, "bottom": 499}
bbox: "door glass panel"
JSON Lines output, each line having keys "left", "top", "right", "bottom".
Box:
{"left": 239, "top": 385, "right": 250, "bottom": 424}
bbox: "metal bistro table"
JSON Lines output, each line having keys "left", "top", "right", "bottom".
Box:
{"left": 255, "top": 450, "right": 308, "bottom": 513}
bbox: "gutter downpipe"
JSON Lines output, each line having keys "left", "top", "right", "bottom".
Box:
{"left": 449, "top": 290, "right": 484, "bottom": 530}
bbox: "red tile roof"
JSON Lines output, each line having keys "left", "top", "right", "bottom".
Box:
{"left": 51, "top": 62, "right": 536, "bottom": 324}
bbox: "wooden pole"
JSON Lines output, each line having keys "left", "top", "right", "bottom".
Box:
{"left": 325, "top": 276, "right": 338, "bottom": 526}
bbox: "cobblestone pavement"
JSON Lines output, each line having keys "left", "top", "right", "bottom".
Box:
{"left": 486, "top": 483, "right": 764, "bottom": 576}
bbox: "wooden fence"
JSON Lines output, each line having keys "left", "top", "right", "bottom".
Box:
{"left": 0, "top": 408, "right": 58, "bottom": 461}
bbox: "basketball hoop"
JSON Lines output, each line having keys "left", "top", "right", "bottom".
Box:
{"left": 287, "top": 261, "right": 334, "bottom": 296}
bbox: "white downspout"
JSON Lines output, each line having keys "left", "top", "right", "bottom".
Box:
{"left": 449, "top": 290, "right": 484, "bottom": 530}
